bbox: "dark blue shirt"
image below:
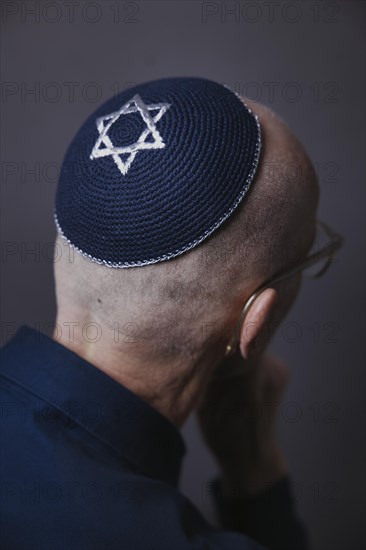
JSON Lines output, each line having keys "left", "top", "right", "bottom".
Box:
{"left": 0, "top": 326, "right": 308, "bottom": 550}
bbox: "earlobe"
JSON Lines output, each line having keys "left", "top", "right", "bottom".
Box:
{"left": 239, "top": 288, "right": 278, "bottom": 360}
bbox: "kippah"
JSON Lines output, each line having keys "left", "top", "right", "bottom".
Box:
{"left": 55, "top": 77, "right": 261, "bottom": 267}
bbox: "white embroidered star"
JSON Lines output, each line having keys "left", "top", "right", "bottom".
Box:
{"left": 90, "top": 94, "right": 171, "bottom": 176}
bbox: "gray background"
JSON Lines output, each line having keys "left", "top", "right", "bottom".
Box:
{"left": 1, "top": 1, "right": 365, "bottom": 548}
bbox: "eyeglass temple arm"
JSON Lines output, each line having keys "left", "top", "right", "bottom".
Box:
{"left": 225, "top": 222, "right": 343, "bottom": 355}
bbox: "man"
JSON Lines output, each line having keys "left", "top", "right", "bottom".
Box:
{"left": 1, "top": 77, "right": 339, "bottom": 549}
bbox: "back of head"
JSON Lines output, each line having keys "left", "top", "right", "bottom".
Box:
{"left": 54, "top": 78, "right": 318, "bottom": 365}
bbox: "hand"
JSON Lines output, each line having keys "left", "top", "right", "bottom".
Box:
{"left": 196, "top": 351, "right": 289, "bottom": 496}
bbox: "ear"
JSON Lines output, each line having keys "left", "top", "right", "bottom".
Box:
{"left": 239, "top": 288, "right": 278, "bottom": 360}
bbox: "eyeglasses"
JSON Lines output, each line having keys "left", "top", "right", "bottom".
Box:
{"left": 224, "top": 220, "right": 344, "bottom": 357}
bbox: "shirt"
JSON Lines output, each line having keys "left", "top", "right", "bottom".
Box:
{"left": 0, "top": 326, "right": 308, "bottom": 550}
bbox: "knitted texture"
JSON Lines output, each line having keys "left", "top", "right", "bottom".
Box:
{"left": 55, "top": 77, "right": 261, "bottom": 267}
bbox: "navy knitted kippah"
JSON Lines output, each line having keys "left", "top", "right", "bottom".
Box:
{"left": 55, "top": 77, "right": 261, "bottom": 267}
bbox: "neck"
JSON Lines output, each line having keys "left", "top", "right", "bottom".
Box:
{"left": 52, "top": 311, "right": 223, "bottom": 427}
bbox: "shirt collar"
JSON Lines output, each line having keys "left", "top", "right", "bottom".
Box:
{"left": 0, "top": 326, "right": 186, "bottom": 487}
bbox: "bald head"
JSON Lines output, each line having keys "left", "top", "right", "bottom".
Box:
{"left": 54, "top": 99, "right": 319, "bottom": 365}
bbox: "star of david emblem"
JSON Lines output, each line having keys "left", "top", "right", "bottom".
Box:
{"left": 90, "top": 94, "right": 171, "bottom": 175}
